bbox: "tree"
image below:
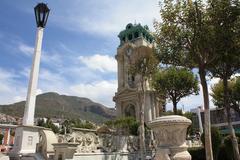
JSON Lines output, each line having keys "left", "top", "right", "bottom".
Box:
{"left": 61, "top": 119, "right": 71, "bottom": 134}
{"left": 153, "top": 67, "right": 199, "bottom": 114}
{"left": 208, "top": 0, "right": 240, "bottom": 159}
{"left": 129, "top": 47, "right": 158, "bottom": 159}
{"left": 211, "top": 78, "right": 240, "bottom": 159}
{"left": 154, "top": 1, "right": 216, "bottom": 159}
{"left": 37, "top": 118, "right": 59, "bottom": 133}
{"left": 211, "top": 77, "right": 240, "bottom": 115}
{"left": 233, "top": 77, "right": 240, "bottom": 109}
{"left": 63, "top": 119, "right": 96, "bottom": 131}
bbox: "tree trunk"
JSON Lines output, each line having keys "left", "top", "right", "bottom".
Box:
{"left": 199, "top": 67, "right": 213, "bottom": 160}
{"left": 223, "top": 77, "right": 240, "bottom": 160}
{"left": 173, "top": 99, "right": 177, "bottom": 115}
{"left": 139, "top": 79, "right": 146, "bottom": 160}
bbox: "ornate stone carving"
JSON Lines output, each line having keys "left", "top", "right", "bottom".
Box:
{"left": 149, "top": 115, "right": 192, "bottom": 160}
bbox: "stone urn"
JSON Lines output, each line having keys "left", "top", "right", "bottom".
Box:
{"left": 148, "top": 115, "right": 192, "bottom": 160}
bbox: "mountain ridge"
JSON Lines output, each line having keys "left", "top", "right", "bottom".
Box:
{"left": 0, "top": 92, "right": 116, "bottom": 123}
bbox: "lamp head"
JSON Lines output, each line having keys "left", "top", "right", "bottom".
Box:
{"left": 34, "top": 3, "right": 50, "bottom": 28}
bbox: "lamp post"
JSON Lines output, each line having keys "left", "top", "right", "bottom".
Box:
{"left": 23, "top": 3, "right": 50, "bottom": 126}
{"left": 10, "top": 4, "right": 50, "bottom": 157}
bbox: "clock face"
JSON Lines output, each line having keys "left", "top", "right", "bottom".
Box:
{"left": 126, "top": 48, "right": 132, "bottom": 56}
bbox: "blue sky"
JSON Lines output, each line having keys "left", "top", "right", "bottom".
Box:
{"left": 0, "top": 0, "right": 218, "bottom": 110}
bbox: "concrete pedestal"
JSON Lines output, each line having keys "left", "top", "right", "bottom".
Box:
{"left": 10, "top": 126, "right": 42, "bottom": 158}
{"left": 53, "top": 143, "right": 78, "bottom": 160}
{"left": 149, "top": 115, "right": 192, "bottom": 160}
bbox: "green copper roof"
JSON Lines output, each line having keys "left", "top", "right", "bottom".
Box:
{"left": 118, "top": 23, "right": 154, "bottom": 46}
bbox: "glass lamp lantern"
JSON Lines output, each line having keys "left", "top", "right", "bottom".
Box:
{"left": 34, "top": 3, "right": 50, "bottom": 28}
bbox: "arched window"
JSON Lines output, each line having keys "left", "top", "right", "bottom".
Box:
{"left": 124, "top": 104, "right": 136, "bottom": 118}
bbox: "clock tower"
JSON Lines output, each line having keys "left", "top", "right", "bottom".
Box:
{"left": 113, "top": 23, "right": 163, "bottom": 123}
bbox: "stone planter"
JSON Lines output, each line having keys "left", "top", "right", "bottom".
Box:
{"left": 148, "top": 115, "right": 192, "bottom": 160}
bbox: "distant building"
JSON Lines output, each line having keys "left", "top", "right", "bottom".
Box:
{"left": 191, "top": 106, "right": 240, "bottom": 134}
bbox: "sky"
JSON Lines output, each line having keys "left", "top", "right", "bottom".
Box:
{"left": 0, "top": 0, "right": 220, "bottom": 110}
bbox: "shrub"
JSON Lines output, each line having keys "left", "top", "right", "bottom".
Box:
{"left": 188, "top": 147, "right": 205, "bottom": 160}
{"left": 217, "top": 144, "right": 233, "bottom": 160}
{"left": 105, "top": 117, "right": 139, "bottom": 136}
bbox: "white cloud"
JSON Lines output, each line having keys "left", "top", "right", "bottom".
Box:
{"left": 5, "top": 41, "right": 118, "bottom": 107}
{"left": 18, "top": 43, "right": 62, "bottom": 67}
{"left": 70, "top": 80, "right": 117, "bottom": 107}
{"left": 18, "top": 43, "right": 34, "bottom": 56}
{"left": 0, "top": 68, "right": 27, "bottom": 104}
{"left": 0, "top": 68, "right": 46, "bottom": 105}
{"left": 78, "top": 54, "right": 117, "bottom": 73}
{"left": 37, "top": 68, "right": 117, "bottom": 107}
{"left": 51, "top": 0, "right": 160, "bottom": 36}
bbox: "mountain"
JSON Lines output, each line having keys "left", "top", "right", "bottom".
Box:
{"left": 0, "top": 92, "right": 116, "bottom": 123}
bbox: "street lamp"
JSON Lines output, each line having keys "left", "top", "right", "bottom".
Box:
{"left": 11, "top": 3, "right": 50, "bottom": 157}
{"left": 34, "top": 3, "right": 50, "bottom": 28}
{"left": 23, "top": 3, "right": 50, "bottom": 126}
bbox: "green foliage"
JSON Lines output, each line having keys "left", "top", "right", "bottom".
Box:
{"left": 153, "top": 67, "right": 199, "bottom": 114}
{"left": 223, "top": 135, "right": 235, "bottom": 159}
{"left": 183, "top": 111, "right": 196, "bottom": 135}
{"left": 201, "top": 127, "right": 223, "bottom": 160}
{"left": 71, "top": 119, "right": 95, "bottom": 129}
{"left": 217, "top": 144, "right": 234, "bottom": 160}
{"left": 208, "top": 0, "right": 240, "bottom": 80}
{"left": 60, "top": 119, "right": 95, "bottom": 134}
{"left": 60, "top": 119, "right": 71, "bottom": 134}
{"left": 37, "top": 118, "right": 59, "bottom": 133}
{"left": 162, "top": 109, "right": 183, "bottom": 116}
{"left": 211, "top": 77, "right": 240, "bottom": 114}
{"left": 154, "top": 0, "right": 216, "bottom": 69}
{"left": 105, "top": 117, "right": 140, "bottom": 136}
{"left": 189, "top": 144, "right": 239, "bottom": 160}
{"left": 154, "top": 1, "right": 240, "bottom": 158}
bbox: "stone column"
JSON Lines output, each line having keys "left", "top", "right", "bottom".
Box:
{"left": 149, "top": 115, "right": 192, "bottom": 160}
{"left": 116, "top": 101, "right": 122, "bottom": 118}
{"left": 116, "top": 54, "right": 124, "bottom": 90}
{"left": 23, "top": 27, "right": 44, "bottom": 126}
{"left": 10, "top": 27, "right": 44, "bottom": 158}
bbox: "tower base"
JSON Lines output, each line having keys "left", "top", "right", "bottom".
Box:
{"left": 10, "top": 125, "right": 42, "bottom": 159}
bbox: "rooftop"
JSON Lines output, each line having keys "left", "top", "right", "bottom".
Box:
{"left": 118, "top": 23, "right": 154, "bottom": 46}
